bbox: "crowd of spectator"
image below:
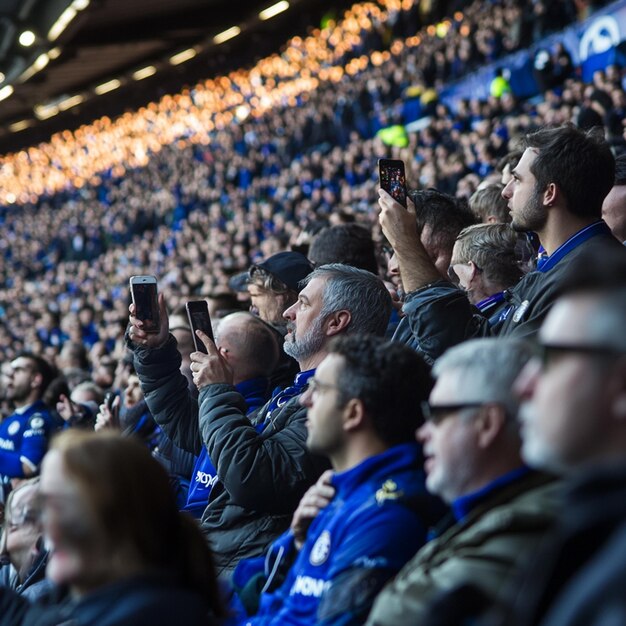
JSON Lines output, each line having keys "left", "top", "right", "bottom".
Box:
{"left": 0, "top": 0, "right": 625, "bottom": 622}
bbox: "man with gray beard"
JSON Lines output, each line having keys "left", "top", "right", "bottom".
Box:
{"left": 127, "top": 264, "right": 392, "bottom": 581}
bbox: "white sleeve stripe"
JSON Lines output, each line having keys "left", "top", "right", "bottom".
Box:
{"left": 20, "top": 456, "right": 37, "bottom": 472}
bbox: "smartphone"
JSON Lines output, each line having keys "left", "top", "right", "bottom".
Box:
{"left": 104, "top": 391, "right": 116, "bottom": 412}
{"left": 378, "top": 158, "right": 407, "bottom": 208}
{"left": 186, "top": 300, "right": 214, "bottom": 353}
{"left": 129, "top": 275, "right": 160, "bottom": 334}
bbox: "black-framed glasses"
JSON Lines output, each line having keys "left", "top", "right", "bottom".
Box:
{"left": 307, "top": 378, "right": 340, "bottom": 395}
{"left": 447, "top": 261, "right": 481, "bottom": 285}
{"left": 420, "top": 401, "right": 484, "bottom": 424}
{"left": 537, "top": 342, "right": 624, "bottom": 368}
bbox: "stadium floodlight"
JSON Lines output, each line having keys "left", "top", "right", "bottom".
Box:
{"left": 0, "top": 72, "right": 5, "bottom": 83}
{"left": 9, "top": 119, "right": 31, "bottom": 132}
{"left": 18, "top": 53, "right": 50, "bottom": 83}
{"left": 259, "top": 1, "right": 290, "bottom": 21}
{"left": 48, "top": 0, "right": 90, "bottom": 42}
{"left": 213, "top": 26, "right": 240, "bottom": 45}
{"left": 0, "top": 85, "right": 14, "bottom": 102}
{"left": 132, "top": 65, "right": 157, "bottom": 80}
{"left": 169, "top": 48, "right": 197, "bottom": 65}
{"left": 58, "top": 94, "right": 84, "bottom": 111}
{"left": 94, "top": 79, "right": 121, "bottom": 95}
{"left": 34, "top": 103, "right": 59, "bottom": 120}
{"left": 48, "top": 47, "right": 62, "bottom": 60}
{"left": 18, "top": 30, "right": 36, "bottom": 47}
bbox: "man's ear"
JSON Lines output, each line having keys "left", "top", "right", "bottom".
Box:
{"left": 543, "top": 182, "right": 558, "bottom": 207}
{"left": 325, "top": 310, "right": 351, "bottom": 337}
{"left": 474, "top": 404, "right": 507, "bottom": 448}
{"left": 31, "top": 372, "right": 43, "bottom": 391}
{"left": 343, "top": 397, "right": 366, "bottom": 433}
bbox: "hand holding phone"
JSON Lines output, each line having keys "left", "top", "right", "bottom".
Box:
{"left": 129, "top": 275, "right": 160, "bottom": 334}
{"left": 378, "top": 159, "right": 408, "bottom": 208}
{"left": 186, "top": 300, "right": 214, "bottom": 354}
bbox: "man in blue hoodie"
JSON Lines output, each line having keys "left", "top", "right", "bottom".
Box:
{"left": 233, "top": 334, "right": 443, "bottom": 625}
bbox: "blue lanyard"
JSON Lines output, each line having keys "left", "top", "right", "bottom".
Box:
{"left": 537, "top": 221, "right": 611, "bottom": 272}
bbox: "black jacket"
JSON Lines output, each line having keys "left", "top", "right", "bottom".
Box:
{"left": 394, "top": 224, "right": 624, "bottom": 363}
{"left": 132, "top": 337, "right": 329, "bottom": 579}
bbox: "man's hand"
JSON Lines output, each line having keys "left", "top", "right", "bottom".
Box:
{"left": 291, "top": 470, "right": 336, "bottom": 550}
{"left": 378, "top": 189, "right": 441, "bottom": 292}
{"left": 128, "top": 293, "right": 169, "bottom": 348}
{"left": 95, "top": 395, "right": 121, "bottom": 431}
{"left": 189, "top": 330, "right": 234, "bottom": 390}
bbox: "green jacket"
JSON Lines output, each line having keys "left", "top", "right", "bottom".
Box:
{"left": 366, "top": 472, "right": 561, "bottom": 625}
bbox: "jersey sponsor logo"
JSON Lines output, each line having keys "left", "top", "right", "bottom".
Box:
{"left": 291, "top": 575, "right": 328, "bottom": 598}
{"left": 195, "top": 471, "right": 219, "bottom": 488}
{"left": 309, "top": 530, "right": 331, "bottom": 566}
{"left": 0, "top": 438, "right": 15, "bottom": 450}
{"left": 7, "top": 421, "right": 20, "bottom": 436}
{"left": 512, "top": 300, "right": 530, "bottom": 323}
{"left": 29, "top": 416, "right": 45, "bottom": 429}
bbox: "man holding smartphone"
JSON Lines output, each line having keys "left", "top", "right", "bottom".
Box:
{"left": 127, "top": 264, "right": 392, "bottom": 581}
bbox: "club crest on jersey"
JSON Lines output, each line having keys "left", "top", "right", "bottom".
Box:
{"left": 376, "top": 479, "right": 403, "bottom": 505}
{"left": 310, "top": 530, "right": 331, "bottom": 566}
{"left": 30, "top": 417, "right": 45, "bottom": 429}
{"left": 8, "top": 421, "right": 20, "bottom": 435}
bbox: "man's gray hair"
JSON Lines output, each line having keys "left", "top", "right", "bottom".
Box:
{"left": 302, "top": 263, "right": 392, "bottom": 337}
{"left": 433, "top": 338, "right": 535, "bottom": 417}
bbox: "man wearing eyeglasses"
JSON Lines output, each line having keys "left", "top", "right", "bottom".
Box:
{"left": 231, "top": 335, "right": 443, "bottom": 626}
{"left": 490, "top": 252, "right": 626, "bottom": 626}
{"left": 366, "top": 338, "right": 561, "bottom": 626}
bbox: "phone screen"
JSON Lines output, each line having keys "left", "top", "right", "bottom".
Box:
{"left": 379, "top": 159, "right": 407, "bottom": 208}
{"left": 130, "top": 277, "right": 160, "bottom": 333}
{"left": 186, "top": 301, "right": 214, "bottom": 353}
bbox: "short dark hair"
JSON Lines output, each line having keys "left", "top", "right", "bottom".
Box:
{"left": 328, "top": 335, "right": 432, "bottom": 446}
{"left": 308, "top": 224, "right": 378, "bottom": 274}
{"left": 497, "top": 149, "right": 523, "bottom": 174}
{"left": 15, "top": 351, "right": 57, "bottom": 397}
{"left": 524, "top": 124, "right": 614, "bottom": 219}
{"left": 409, "top": 189, "right": 477, "bottom": 250}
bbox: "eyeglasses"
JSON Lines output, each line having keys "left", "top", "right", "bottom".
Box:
{"left": 420, "top": 401, "right": 484, "bottom": 424}
{"left": 307, "top": 378, "right": 339, "bottom": 395}
{"left": 537, "top": 342, "right": 624, "bottom": 368}
{"left": 447, "top": 261, "right": 481, "bottom": 285}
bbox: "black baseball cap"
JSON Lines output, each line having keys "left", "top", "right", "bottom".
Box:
{"left": 251, "top": 251, "right": 314, "bottom": 292}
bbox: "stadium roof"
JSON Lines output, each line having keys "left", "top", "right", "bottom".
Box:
{"left": 0, "top": 0, "right": 347, "bottom": 154}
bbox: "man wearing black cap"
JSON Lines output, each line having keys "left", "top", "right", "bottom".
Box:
{"left": 246, "top": 251, "right": 314, "bottom": 334}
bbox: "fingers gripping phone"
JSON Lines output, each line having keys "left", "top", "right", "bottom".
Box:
{"left": 129, "top": 275, "right": 160, "bottom": 333}
{"left": 378, "top": 158, "right": 408, "bottom": 208}
{"left": 186, "top": 300, "right": 214, "bottom": 354}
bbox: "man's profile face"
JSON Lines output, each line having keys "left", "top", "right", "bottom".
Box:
{"left": 517, "top": 295, "right": 611, "bottom": 472}
{"left": 503, "top": 149, "right": 548, "bottom": 234}
{"left": 247, "top": 283, "right": 291, "bottom": 325}
{"left": 6, "top": 357, "right": 37, "bottom": 404}
{"left": 301, "top": 354, "right": 346, "bottom": 457}
{"left": 416, "top": 368, "right": 481, "bottom": 503}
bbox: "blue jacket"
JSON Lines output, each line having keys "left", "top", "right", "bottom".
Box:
{"left": 238, "top": 442, "right": 442, "bottom": 626}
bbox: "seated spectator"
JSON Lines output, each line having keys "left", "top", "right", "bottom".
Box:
{"left": 602, "top": 151, "right": 626, "bottom": 244}
{"left": 447, "top": 224, "right": 530, "bottom": 327}
{"left": 388, "top": 189, "right": 476, "bottom": 358}
{"left": 469, "top": 184, "right": 511, "bottom": 224}
{"left": 0, "top": 479, "right": 51, "bottom": 601}
{"left": 491, "top": 249, "right": 626, "bottom": 626}
{"left": 308, "top": 224, "right": 379, "bottom": 274}
{"left": 366, "top": 338, "right": 561, "bottom": 625}
{"left": 182, "top": 312, "right": 279, "bottom": 518}
{"left": 0, "top": 354, "right": 62, "bottom": 497}
{"left": 127, "top": 264, "right": 392, "bottom": 580}
{"left": 233, "top": 335, "right": 443, "bottom": 624}
{"left": 379, "top": 124, "right": 626, "bottom": 364}
{"left": 3, "top": 430, "right": 224, "bottom": 625}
